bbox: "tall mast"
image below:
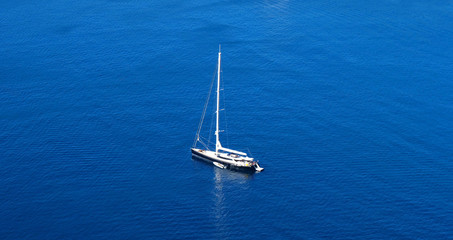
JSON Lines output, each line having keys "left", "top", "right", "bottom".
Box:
{"left": 215, "top": 45, "right": 221, "bottom": 154}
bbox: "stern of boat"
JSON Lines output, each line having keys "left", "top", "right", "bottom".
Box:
{"left": 254, "top": 162, "right": 264, "bottom": 172}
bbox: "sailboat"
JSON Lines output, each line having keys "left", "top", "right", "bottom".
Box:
{"left": 191, "top": 46, "right": 264, "bottom": 173}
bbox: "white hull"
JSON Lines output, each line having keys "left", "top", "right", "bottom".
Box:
{"left": 191, "top": 148, "right": 263, "bottom": 172}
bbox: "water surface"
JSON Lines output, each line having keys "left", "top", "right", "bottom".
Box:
{"left": 1, "top": 0, "right": 452, "bottom": 239}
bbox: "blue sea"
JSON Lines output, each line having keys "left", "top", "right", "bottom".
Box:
{"left": 1, "top": 0, "right": 452, "bottom": 239}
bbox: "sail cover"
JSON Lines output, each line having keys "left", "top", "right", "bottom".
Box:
{"left": 218, "top": 147, "right": 247, "bottom": 156}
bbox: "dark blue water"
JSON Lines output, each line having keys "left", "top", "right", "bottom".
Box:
{"left": 1, "top": 0, "right": 452, "bottom": 239}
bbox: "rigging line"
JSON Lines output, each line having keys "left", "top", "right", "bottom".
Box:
{"left": 246, "top": 147, "right": 253, "bottom": 158}
{"left": 199, "top": 135, "right": 210, "bottom": 144}
{"left": 207, "top": 110, "right": 215, "bottom": 148}
{"left": 208, "top": 63, "right": 220, "bottom": 148}
{"left": 193, "top": 67, "right": 217, "bottom": 148}
{"left": 198, "top": 136, "right": 208, "bottom": 149}
{"left": 199, "top": 135, "right": 211, "bottom": 145}
{"left": 200, "top": 141, "right": 209, "bottom": 150}
{"left": 221, "top": 69, "right": 230, "bottom": 148}
{"left": 198, "top": 138, "right": 210, "bottom": 150}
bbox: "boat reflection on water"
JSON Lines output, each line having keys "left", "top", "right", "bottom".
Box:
{"left": 192, "top": 156, "right": 254, "bottom": 237}
{"left": 211, "top": 166, "right": 253, "bottom": 238}
{"left": 212, "top": 167, "right": 227, "bottom": 238}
